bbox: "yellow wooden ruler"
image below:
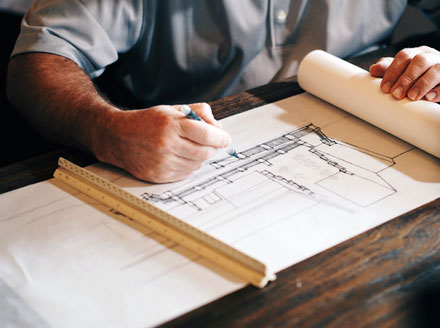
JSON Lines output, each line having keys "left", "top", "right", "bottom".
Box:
{"left": 53, "top": 157, "right": 276, "bottom": 288}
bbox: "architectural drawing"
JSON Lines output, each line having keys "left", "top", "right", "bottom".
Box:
{"left": 141, "top": 124, "right": 402, "bottom": 232}
{"left": 1, "top": 91, "right": 439, "bottom": 328}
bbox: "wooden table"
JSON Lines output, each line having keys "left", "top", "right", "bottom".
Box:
{"left": 1, "top": 34, "right": 439, "bottom": 327}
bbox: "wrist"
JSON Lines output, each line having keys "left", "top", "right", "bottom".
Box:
{"left": 88, "top": 102, "right": 123, "bottom": 164}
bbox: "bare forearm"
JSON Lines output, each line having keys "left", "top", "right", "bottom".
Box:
{"left": 6, "top": 53, "right": 231, "bottom": 183}
{"left": 7, "top": 53, "right": 119, "bottom": 154}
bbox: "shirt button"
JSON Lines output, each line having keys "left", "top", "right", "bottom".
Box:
{"left": 276, "top": 9, "right": 287, "bottom": 24}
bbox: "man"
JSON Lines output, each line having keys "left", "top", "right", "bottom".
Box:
{"left": 7, "top": 0, "right": 440, "bottom": 183}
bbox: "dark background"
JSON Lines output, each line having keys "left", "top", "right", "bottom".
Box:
{"left": 0, "top": 10, "right": 56, "bottom": 167}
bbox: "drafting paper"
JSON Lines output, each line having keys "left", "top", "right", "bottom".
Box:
{"left": 1, "top": 55, "right": 440, "bottom": 327}
{"left": 298, "top": 50, "right": 440, "bottom": 158}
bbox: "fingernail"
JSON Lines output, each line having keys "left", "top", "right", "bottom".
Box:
{"left": 392, "top": 86, "right": 403, "bottom": 99}
{"left": 407, "top": 87, "right": 419, "bottom": 100}
{"left": 426, "top": 91, "right": 437, "bottom": 101}
{"left": 382, "top": 81, "right": 392, "bottom": 93}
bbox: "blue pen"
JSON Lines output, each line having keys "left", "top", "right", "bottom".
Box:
{"left": 181, "top": 105, "right": 239, "bottom": 158}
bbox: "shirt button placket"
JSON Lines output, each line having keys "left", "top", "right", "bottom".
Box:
{"left": 276, "top": 9, "right": 287, "bottom": 24}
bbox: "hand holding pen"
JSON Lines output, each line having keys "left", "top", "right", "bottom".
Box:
{"left": 94, "top": 102, "right": 233, "bottom": 184}
{"left": 181, "top": 105, "right": 239, "bottom": 158}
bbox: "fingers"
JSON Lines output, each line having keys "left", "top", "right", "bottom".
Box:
{"left": 97, "top": 105, "right": 215, "bottom": 183}
{"left": 104, "top": 104, "right": 233, "bottom": 183}
{"left": 174, "top": 138, "right": 218, "bottom": 161}
{"left": 380, "top": 48, "right": 418, "bottom": 94}
{"left": 407, "top": 62, "right": 440, "bottom": 101}
{"left": 424, "top": 85, "right": 440, "bottom": 102}
{"left": 188, "top": 102, "right": 222, "bottom": 128}
{"left": 134, "top": 154, "right": 204, "bottom": 183}
{"left": 391, "top": 53, "right": 438, "bottom": 100}
{"left": 180, "top": 119, "right": 232, "bottom": 148}
{"left": 369, "top": 57, "right": 393, "bottom": 77}
{"left": 179, "top": 104, "right": 231, "bottom": 148}
{"left": 373, "top": 46, "right": 440, "bottom": 102}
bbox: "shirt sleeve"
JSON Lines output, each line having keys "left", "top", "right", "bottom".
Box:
{"left": 11, "top": 0, "right": 144, "bottom": 78}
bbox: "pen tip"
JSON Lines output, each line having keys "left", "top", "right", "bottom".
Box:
{"left": 231, "top": 151, "right": 239, "bottom": 158}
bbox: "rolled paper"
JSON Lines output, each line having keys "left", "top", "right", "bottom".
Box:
{"left": 297, "top": 50, "right": 440, "bottom": 158}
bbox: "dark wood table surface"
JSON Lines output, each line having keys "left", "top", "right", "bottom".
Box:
{"left": 1, "top": 33, "right": 439, "bottom": 327}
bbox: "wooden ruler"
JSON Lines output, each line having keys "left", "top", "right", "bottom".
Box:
{"left": 53, "top": 157, "right": 276, "bottom": 288}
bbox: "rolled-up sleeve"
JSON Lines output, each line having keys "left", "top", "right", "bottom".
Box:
{"left": 11, "top": 0, "right": 143, "bottom": 77}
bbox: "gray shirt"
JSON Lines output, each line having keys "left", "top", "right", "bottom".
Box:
{"left": 11, "top": 0, "right": 440, "bottom": 106}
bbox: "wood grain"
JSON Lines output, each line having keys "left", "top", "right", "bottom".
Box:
{"left": 164, "top": 198, "right": 440, "bottom": 328}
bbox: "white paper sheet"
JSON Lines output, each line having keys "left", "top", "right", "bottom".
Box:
{"left": 1, "top": 54, "right": 439, "bottom": 327}
{"left": 298, "top": 50, "right": 440, "bottom": 158}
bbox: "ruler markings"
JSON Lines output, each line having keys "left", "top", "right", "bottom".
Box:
{"left": 54, "top": 158, "right": 276, "bottom": 288}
